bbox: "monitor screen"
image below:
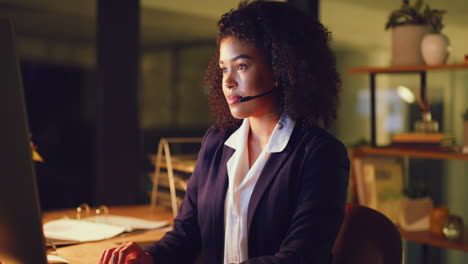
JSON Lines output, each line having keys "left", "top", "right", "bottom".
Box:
{"left": 0, "top": 17, "right": 48, "bottom": 264}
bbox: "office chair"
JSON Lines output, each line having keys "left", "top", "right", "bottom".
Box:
{"left": 332, "top": 203, "right": 403, "bottom": 264}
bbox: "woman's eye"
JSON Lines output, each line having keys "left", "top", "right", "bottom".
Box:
{"left": 236, "top": 64, "right": 247, "bottom": 71}
{"left": 220, "top": 67, "right": 227, "bottom": 74}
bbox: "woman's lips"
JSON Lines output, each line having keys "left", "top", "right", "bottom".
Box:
{"left": 227, "top": 95, "right": 241, "bottom": 105}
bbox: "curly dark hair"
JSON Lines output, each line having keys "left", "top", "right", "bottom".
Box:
{"left": 205, "top": 0, "right": 341, "bottom": 131}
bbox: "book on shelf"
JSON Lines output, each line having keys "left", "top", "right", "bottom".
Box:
{"left": 391, "top": 132, "right": 455, "bottom": 150}
{"left": 353, "top": 156, "right": 404, "bottom": 224}
{"left": 392, "top": 132, "right": 453, "bottom": 143}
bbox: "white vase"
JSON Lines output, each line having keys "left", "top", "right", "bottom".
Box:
{"left": 392, "top": 24, "right": 429, "bottom": 66}
{"left": 421, "top": 33, "right": 450, "bottom": 65}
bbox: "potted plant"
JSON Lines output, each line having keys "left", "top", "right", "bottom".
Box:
{"left": 385, "top": 0, "right": 427, "bottom": 29}
{"left": 463, "top": 109, "right": 468, "bottom": 154}
{"left": 385, "top": 0, "right": 446, "bottom": 66}
{"left": 421, "top": 8, "right": 449, "bottom": 65}
{"left": 399, "top": 180, "right": 433, "bottom": 231}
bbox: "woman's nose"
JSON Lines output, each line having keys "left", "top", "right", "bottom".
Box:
{"left": 223, "top": 72, "right": 237, "bottom": 89}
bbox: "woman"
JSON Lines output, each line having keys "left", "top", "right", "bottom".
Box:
{"left": 99, "top": 1, "right": 349, "bottom": 263}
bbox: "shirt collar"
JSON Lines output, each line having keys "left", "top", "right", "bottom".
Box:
{"left": 266, "top": 113, "right": 295, "bottom": 153}
{"left": 224, "top": 113, "right": 295, "bottom": 153}
{"left": 224, "top": 118, "right": 250, "bottom": 150}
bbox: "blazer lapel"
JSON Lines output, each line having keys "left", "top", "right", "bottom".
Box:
{"left": 246, "top": 123, "right": 303, "bottom": 233}
{"left": 212, "top": 145, "right": 233, "bottom": 264}
{"left": 246, "top": 147, "right": 291, "bottom": 232}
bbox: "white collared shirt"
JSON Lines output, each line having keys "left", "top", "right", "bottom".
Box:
{"left": 223, "top": 113, "right": 295, "bottom": 264}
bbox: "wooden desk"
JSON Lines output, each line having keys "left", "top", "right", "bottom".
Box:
{"left": 43, "top": 205, "right": 174, "bottom": 264}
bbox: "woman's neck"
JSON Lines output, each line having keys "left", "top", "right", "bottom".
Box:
{"left": 248, "top": 112, "right": 280, "bottom": 149}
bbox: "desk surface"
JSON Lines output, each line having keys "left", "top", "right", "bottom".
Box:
{"left": 43, "top": 205, "right": 174, "bottom": 264}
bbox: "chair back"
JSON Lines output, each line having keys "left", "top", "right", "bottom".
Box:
{"left": 332, "top": 203, "right": 402, "bottom": 264}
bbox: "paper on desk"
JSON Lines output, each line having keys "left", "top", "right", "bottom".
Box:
{"left": 43, "top": 218, "right": 126, "bottom": 242}
{"left": 86, "top": 215, "right": 169, "bottom": 232}
{"left": 47, "top": 254, "right": 69, "bottom": 264}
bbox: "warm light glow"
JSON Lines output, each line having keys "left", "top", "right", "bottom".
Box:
{"left": 397, "top": 85, "right": 415, "bottom": 104}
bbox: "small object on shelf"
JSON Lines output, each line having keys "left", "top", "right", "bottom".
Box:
{"left": 420, "top": 4, "right": 449, "bottom": 65}
{"left": 399, "top": 196, "right": 433, "bottom": 231}
{"left": 400, "top": 179, "right": 432, "bottom": 232}
{"left": 443, "top": 214, "right": 464, "bottom": 240}
{"left": 415, "top": 111, "right": 439, "bottom": 133}
{"left": 430, "top": 207, "right": 450, "bottom": 235}
{"left": 391, "top": 25, "right": 428, "bottom": 66}
{"left": 415, "top": 94, "right": 439, "bottom": 133}
{"left": 421, "top": 33, "right": 450, "bottom": 65}
{"left": 464, "top": 54, "right": 468, "bottom": 64}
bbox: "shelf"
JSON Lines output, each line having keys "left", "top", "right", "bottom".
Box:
{"left": 148, "top": 154, "right": 197, "bottom": 174}
{"left": 352, "top": 146, "right": 468, "bottom": 161}
{"left": 349, "top": 63, "right": 468, "bottom": 74}
{"left": 400, "top": 229, "right": 468, "bottom": 252}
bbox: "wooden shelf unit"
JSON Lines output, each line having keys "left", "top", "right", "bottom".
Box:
{"left": 399, "top": 229, "right": 468, "bottom": 252}
{"left": 350, "top": 63, "right": 468, "bottom": 74}
{"left": 351, "top": 146, "right": 468, "bottom": 253}
{"left": 349, "top": 63, "right": 468, "bottom": 147}
{"left": 349, "top": 63, "right": 468, "bottom": 258}
{"left": 150, "top": 138, "right": 202, "bottom": 218}
{"left": 353, "top": 146, "right": 468, "bottom": 161}
{"left": 148, "top": 154, "right": 197, "bottom": 174}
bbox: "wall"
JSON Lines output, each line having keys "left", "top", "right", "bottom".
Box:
{"left": 140, "top": 45, "right": 215, "bottom": 130}
{"left": 17, "top": 36, "right": 95, "bottom": 69}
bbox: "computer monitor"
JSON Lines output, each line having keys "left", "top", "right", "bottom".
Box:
{"left": 0, "top": 17, "right": 48, "bottom": 264}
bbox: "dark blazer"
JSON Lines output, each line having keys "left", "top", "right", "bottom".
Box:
{"left": 144, "top": 121, "right": 350, "bottom": 264}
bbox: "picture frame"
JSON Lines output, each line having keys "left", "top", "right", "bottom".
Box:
{"left": 353, "top": 156, "right": 404, "bottom": 224}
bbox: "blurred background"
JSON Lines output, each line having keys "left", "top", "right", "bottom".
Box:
{"left": 1, "top": 0, "right": 467, "bottom": 262}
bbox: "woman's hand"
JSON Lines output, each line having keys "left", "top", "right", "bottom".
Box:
{"left": 98, "top": 241, "right": 153, "bottom": 264}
